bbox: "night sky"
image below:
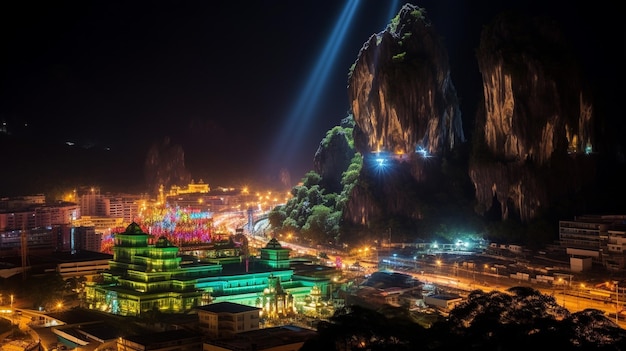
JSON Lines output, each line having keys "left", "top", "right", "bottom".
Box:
{"left": 0, "top": 1, "right": 621, "bottom": 194}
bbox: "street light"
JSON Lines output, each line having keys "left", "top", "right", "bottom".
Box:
{"left": 372, "top": 248, "right": 378, "bottom": 269}
{"left": 578, "top": 283, "right": 585, "bottom": 309}
{"left": 555, "top": 278, "right": 565, "bottom": 307}
{"left": 10, "top": 294, "right": 14, "bottom": 325}
{"left": 614, "top": 280, "right": 620, "bottom": 323}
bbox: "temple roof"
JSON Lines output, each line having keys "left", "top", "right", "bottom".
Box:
{"left": 155, "top": 236, "right": 174, "bottom": 247}
{"left": 264, "top": 237, "right": 290, "bottom": 250}
{"left": 122, "top": 222, "right": 146, "bottom": 235}
{"left": 195, "top": 301, "right": 261, "bottom": 314}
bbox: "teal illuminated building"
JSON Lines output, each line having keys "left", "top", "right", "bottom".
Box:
{"left": 84, "top": 223, "right": 334, "bottom": 317}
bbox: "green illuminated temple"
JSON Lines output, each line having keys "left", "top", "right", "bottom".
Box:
{"left": 84, "top": 223, "right": 333, "bottom": 317}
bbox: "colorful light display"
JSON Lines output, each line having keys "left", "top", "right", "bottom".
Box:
{"left": 100, "top": 205, "right": 214, "bottom": 253}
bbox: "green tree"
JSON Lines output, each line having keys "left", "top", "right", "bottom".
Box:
{"left": 302, "top": 205, "right": 336, "bottom": 245}
{"left": 302, "top": 171, "right": 322, "bottom": 188}
{"left": 268, "top": 207, "right": 287, "bottom": 229}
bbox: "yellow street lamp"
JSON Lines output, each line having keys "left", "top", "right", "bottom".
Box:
{"left": 10, "top": 294, "right": 14, "bottom": 325}
{"left": 614, "top": 280, "right": 620, "bottom": 323}
{"left": 578, "top": 283, "right": 585, "bottom": 309}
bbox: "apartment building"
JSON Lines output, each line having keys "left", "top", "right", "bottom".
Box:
{"left": 0, "top": 201, "right": 78, "bottom": 231}
{"left": 72, "top": 225, "right": 102, "bottom": 252}
{"left": 77, "top": 192, "right": 146, "bottom": 231}
{"left": 0, "top": 199, "right": 79, "bottom": 254}
{"left": 559, "top": 215, "right": 626, "bottom": 270}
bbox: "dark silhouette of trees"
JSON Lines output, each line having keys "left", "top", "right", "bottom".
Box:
{"left": 301, "top": 305, "right": 426, "bottom": 351}
{"left": 301, "top": 287, "right": 626, "bottom": 350}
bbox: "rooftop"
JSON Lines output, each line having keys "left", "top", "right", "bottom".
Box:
{"left": 123, "top": 329, "right": 202, "bottom": 345}
{"left": 195, "top": 301, "right": 261, "bottom": 314}
{"left": 206, "top": 325, "right": 316, "bottom": 350}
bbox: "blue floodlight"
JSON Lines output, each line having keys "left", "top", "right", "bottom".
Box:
{"left": 416, "top": 145, "right": 430, "bottom": 158}
{"left": 370, "top": 151, "right": 392, "bottom": 176}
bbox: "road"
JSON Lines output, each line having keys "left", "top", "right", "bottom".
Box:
{"left": 414, "top": 270, "right": 626, "bottom": 329}
{"left": 0, "top": 306, "right": 67, "bottom": 351}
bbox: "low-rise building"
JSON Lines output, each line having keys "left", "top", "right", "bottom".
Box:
{"left": 423, "top": 294, "right": 463, "bottom": 311}
{"left": 202, "top": 325, "right": 316, "bottom": 351}
{"left": 117, "top": 329, "right": 203, "bottom": 351}
{"left": 195, "top": 302, "right": 261, "bottom": 339}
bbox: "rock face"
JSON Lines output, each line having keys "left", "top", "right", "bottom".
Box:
{"left": 322, "top": 3, "right": 605, "bottom": 232}
{"left": 348, "top": 3, "right": 465, "bottom": 158}
{"left": 343, "top": 4, "right": 466, "bottom": 226}
{"left": 144, "top": 137, "right": 191, "bottom": 196}
{"left": 313, "top": 117, "right": 356, "bottom": 194}
{"left": 469, "top": 12, "right": 596, "bottom": 222}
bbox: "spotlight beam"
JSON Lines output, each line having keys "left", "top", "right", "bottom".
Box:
{"left": 268, "top": 0, "right": 361, "bottom": 173}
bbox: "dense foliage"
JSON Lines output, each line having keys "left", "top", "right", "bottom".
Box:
{"left": 301, "top": 287, "right": 626, "bottom": 350}
{"left": 268, "top": 116, "right": 361, "bottom": 246}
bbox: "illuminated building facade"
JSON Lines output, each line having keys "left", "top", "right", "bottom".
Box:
{"left": 258, "top": 273, "right": 295, "bottom": 319}
{"left": 0, "top": 201, "right": 78, "bottom": 230}
{"left": 85, "top": 222, "right": 210, "bottom": 315}
{"left": 84, "top": 223, "right": 333, "bottom": 317}
{"left": 258, "top": 238, "right": 291, "bottom": 269}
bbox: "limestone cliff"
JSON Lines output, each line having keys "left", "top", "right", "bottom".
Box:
{"left": 343, "top": 3, "right": 466, "bottom": 227}
{"left": 144, "top": 136, "right": 192, "bottom": 196}
{"left": 469, "top": 12, "right": 597, "bottom": 222}
{"left": 348, "top": 3, "right": 465, "bottom": 158}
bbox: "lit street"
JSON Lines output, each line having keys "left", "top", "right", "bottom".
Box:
{"left": 410, "top": 269, "right": 626, "bottom": 329}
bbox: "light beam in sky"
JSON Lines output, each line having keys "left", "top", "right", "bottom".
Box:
{"left": 267, "top": 0, "right": 361, "bottom": 180}
{"left": 267, "top": 0, "right": 402, "bottom": 186}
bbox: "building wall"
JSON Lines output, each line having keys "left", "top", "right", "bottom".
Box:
{"left": 0, "top": 210, "right": 36, "bottom": 231}
{"left": 57, "top": 259, "right": 110, "bottom": 279}
{"left": 559, "top": 219, "right": 605, "bottom": 250}
{"left": 559, "top": 216, "right": 626, "bottom": 269}
{"left": 72, "top": 226, "right": 102, "bottom": 252}
{"left": 197, "top": 309, "right": 260, "bottom": 339}
{"left": 35, "top": 203, "right": 78, "bottom": 227}
{"left": 79, "top": 194, "right": 110, "bottom": 217}
{"left": 117, "top": 330, "right": 203, "bottom": 351}
{"left": 0, "top": 203, "right": 78, "bottom": 230}
{"left": 0, "top": 226, "right": 60, "bottom": 253}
